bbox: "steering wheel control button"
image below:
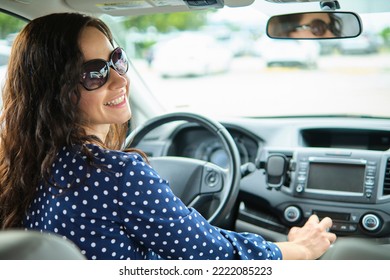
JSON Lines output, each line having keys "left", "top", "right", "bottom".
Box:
{"left": 284, "top": 206, "right": 301, "bottom": 223}
{"left": 205, "top": 171, "right": 219, "bottom": 187}
{"left": 201, "top": 164, "right": 223, "bottom": 193}
{"left": 361, "top": 214, "right": 381, "bottom": 231}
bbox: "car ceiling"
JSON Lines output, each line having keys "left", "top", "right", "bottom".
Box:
{"left": 1, "top": 0, "right": 253, "bottom": 19}
{"left": 3, "top": 0, "right": 390, "bottom": 21}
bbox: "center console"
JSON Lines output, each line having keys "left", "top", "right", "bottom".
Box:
{"left": 261, "top": 147, "right": 390, "bottom": 237}
{"left": 291, "top": 149, "right": 379, "bottom": 203}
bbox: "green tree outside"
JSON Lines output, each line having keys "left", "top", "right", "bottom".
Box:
{"left": 0, "top": 13, "right": 27, "bottom": 39}
{"left": 123, "top": 11, "right": 211, "bottom": 33}
{"left": 380, "top": 26, "right": 390, "bottom": 46}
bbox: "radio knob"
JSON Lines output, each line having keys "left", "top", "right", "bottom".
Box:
{"left": 296, "top": 184, "right": 304, "bottom": 193}
{"left": 361, "top": 214, "right": 381, "bottom": 231}
{"left": 284, "top": 206, "right": 301, "bottom": 223}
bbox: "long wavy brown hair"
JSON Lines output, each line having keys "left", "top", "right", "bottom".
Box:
{"left": 0, "top": 13, "right": 134, "bottom": 228}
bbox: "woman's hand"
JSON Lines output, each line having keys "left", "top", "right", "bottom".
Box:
{"left": 276, "top": 214, "right": 337, "bottom": 260}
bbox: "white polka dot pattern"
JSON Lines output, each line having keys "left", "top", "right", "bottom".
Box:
{"left": 23, "top": 144, "right": 282, "bottom": 260}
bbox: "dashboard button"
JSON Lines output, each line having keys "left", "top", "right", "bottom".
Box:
{"left": 296, "top": 184, "right": 304, "bottom": 193}
{"left": 331, "top": 223, "right": 357, "bottom": 232}
{"left": 361, "top": 214, "right": 381, "bottom": 231}
{"left": 284, "top": 206, "right": 301, "bottom": 223}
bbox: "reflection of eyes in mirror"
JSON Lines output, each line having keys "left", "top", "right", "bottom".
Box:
{"left": 289, "top": 13, "right": 340, "bottom": 38}
{"left": 267, "top": 12, "right": 362, "bottom": 39}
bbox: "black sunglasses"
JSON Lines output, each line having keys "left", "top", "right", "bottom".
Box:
{"left": 80, "top": 47, "right": 129, "bottom": 91}
{"left": 294, "top": 19, "right": 331, "bottom": 37}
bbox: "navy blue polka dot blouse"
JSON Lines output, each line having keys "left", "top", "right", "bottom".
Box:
{"left": 23, "top": 144, "right": 282, "bottom": 260}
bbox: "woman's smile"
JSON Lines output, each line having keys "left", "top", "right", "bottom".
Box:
{"left": 104, "top": 94, "right": 126, "bottom": 107}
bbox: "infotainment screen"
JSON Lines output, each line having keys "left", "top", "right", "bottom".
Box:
{"left": 306, "top": 162, "right": 366, "bottom": 193}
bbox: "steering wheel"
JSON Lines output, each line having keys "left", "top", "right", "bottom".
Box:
{"left": 125, "top": 112, "right": 242, "bottom": 226}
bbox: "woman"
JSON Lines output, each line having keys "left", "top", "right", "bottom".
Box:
{"left": 0, "top": 13, "right": 336, "bottom": 260}
{"left": 268, "top": 12, "right": 342, "bottom": 38}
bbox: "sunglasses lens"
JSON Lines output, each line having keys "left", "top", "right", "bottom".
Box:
{"left": 81, "top": 60, "right": 109, "bottom": 90}
{"left": 80, "top": 48, "right": 129, "bottom": 91}
{"left": 111, "top": 48, "right": 128, "bottom": 75}
{"left": 311, "top": 19, "right": 327, "bottom": 36}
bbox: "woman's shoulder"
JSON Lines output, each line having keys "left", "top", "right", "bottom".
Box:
{"left": 85, "top": 143, "right": 145, "bottom": 164}
{"left": 57, "top": 144, "right": 145, "bottom": 167}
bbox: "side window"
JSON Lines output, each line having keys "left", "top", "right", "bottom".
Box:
{"left": 0, "top": 12, "right": 27, "bottom": 97}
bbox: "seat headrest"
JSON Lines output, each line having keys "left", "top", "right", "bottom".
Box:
{"left": 0, "top": 230, "right": 86, "bottom": 260}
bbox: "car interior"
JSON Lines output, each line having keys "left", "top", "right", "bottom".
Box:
{"left": 0, "top": 0, "right": 390, "bottom": 260}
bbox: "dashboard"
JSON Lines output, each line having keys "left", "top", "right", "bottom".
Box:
{"left": 134, "top": 116, "right": 390, "bottom": 249}
{"left": 166, "top": 125, "right": 260, "bottom": 169}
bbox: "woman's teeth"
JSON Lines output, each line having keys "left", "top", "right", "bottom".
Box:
{"left": 104, "top": 95, "right": 125, "bottom": 106}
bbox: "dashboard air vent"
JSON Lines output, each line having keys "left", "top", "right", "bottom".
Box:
{"left": 383, "top": 158, "right": 390, "bottom": 196}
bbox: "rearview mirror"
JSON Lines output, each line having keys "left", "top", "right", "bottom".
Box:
{"left": 266, "top": 11, "right": 362, "bottom": 39}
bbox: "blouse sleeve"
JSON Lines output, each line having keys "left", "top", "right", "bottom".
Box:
{"left": 117, "top": 152, "right": 282, "bottom": 260}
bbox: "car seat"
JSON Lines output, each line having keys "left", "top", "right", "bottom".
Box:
{"left": 0, "top": 229, "right": 86, "bottom": 259}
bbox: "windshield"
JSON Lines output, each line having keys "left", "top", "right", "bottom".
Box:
{"left": 1, "top": 4, "right": 389, "bottom": 119}
{"left": 104, "top": 5, "right": 390, "bottom": 119}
